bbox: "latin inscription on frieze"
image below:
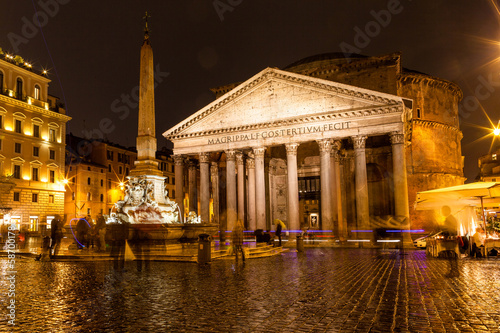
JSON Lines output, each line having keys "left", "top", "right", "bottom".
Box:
{"left": 208, "top": 121, "right": 351, "bottom": 145}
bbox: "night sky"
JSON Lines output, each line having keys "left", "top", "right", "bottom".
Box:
{"left": 1, "top": 1, "right": 500, "bottom": 182}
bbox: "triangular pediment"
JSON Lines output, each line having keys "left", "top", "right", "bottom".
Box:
{"left": 163, "top": 67, "right": 405, "bottom": 139}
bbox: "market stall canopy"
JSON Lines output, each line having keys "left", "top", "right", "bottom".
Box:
{"left": 415, "top": 182, "right": 500, "bottom": 210}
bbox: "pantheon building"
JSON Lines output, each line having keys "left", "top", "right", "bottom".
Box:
{"left": 163, "top": 52, "right": 464, "bottom": 242}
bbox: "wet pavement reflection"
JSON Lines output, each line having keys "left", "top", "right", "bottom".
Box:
{"left": 2, "top": 249, "right": 500, "bottom": 332}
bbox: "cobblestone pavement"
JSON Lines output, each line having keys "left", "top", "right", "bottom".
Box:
{"left": 2, "top": 248, "right": 500, "bottom": 332}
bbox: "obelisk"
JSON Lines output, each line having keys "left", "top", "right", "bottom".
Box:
{"left": 130, "top": 13, "right": 165, "bottom": 205}
{"left": 130, "top": 13, "right": 163, "bottom": 178}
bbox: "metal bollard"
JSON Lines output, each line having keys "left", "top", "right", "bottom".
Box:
{"left": 198, "top": 233, "right": 212, "bottom": 264}
{"left": 296, "top": 234, "right": 304, "bottom": 252}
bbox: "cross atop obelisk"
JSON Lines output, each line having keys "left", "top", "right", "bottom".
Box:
{"left": 130, "top": 12, "right": 162, "bottom": 177}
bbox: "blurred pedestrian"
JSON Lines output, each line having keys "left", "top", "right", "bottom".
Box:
{"left": 76, "top": 218, "right": 88, "bottom": 249}
{"left": 96, "top": 213, "right": 107, "bottom": 252}
{"left": 232, "top": 220, "right": 245, "bottom": 261}
{"left": 274, "top": 219, "right": 286, "bottom": 247}
{"left": 50, "top": 215, "right": 63, "bottom": 256}
{"left": 441, "top": 206, "right": 459, "bottom": 277}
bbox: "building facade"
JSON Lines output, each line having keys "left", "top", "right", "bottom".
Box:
{"left": 65, "top": 134, "right": 176, "bottom": 221}
{"left": 478, "top": 149, "right": 500, "bottom": 182}
{"left": 164, "top": 53, "right": 464, "bottom": 241}
{"left": 0, "top": 51, "right": 71, "bottom": 234}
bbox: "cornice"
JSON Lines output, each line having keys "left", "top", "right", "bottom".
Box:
{"left": 0, "top": 94, "right": 71, "bottom": 122}
{"left": 398, "top": 73, "right": 463, "bottom": 100}
{"left": 168, "top": 104, "right": 402, "bottom": 140}
{"left": 165, "top": 68, "right": 403, "bottom": 139}
{"left": 412, "top": 119, "right": 462, "bottom": 139}
{"left": 306, "top": 53, "right": 402, "bottom": 78}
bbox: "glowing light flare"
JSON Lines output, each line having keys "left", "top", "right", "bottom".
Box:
{"left": 23, "top": 176, "right": 30, "bottom": 180}
{"left": 494, "top": 128, "right": 500, "bottom": 136}
{"left": 5, "top": 126, "right": 12, "bottom": 131}
{"left": 62, "top": 179, "right": 69, "bottom": 185}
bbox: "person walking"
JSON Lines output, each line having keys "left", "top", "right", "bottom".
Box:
{"left": 232, "top": 220, "right": 245, "bottom": 261}
{"left": 50, "top": 215, "right": 63, "bottom": 257}
{"left": 95, "top": 213, "right": 107, "bottom": 252}
{"left": 274, "top": 219, "right": 285, "bottom": 247}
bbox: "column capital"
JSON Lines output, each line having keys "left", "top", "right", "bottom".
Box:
{"left": 246, "top": 158, "right": 255, "bottom": 169}
{"left": 253, "top": 147, "right": 266, "bottom": 158}
{"left": 390, "top": 132, "right": 405, "bottom": 145}
{"left": 188, "top": 159, "right": 198, "bottom": 169}
{"left": 331, "top": 139, "right": 342, "bottom": 151}
{"left": 351, "top": 135, "right": 367, "bottom": 150}
{"left": 285, "top": 143, "right": 299, "bottom": 155}
{"left": 173, "top": 154, "right": 185, "bottom": 165}
{"left": 316, "top": 139, "right": 332, "bottom": 154}
{"left": 211, "top": 161, "right": 219, "bottom": 177}
{"left": 236, "top": 152, "right": 245, "bottom": 165}
{"left": 225, "top": 150, "right": 236, "bottom": 161}
{"left": 199, "top": 152, "right": 210, "bottom": 164}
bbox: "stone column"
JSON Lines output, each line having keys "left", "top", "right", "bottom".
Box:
{"left": 199, "top": 153, "right": 210, "bottom": 224}
{"left": 391, "top": 131, "right": 411, "bottom": 249}
{"left": 352, "top": 135, "right": 370, "bottom": 237}
{"left": 188, "top": 160, "right": 198, "bottom": 214}
{"left": 236, "top": 152, "right": 245, "bottom": 224}
{"left": 332, "top": 141, "right": 346, "bottom": 240}
{"left": 246, "top": 156, "right": 256, "bottom": 231}
{"left": 211, "top": 161, "right": 219, "bottom": 226}
{"left": 174, "top": 155, "right": 184, "bottom": 222}
{"left": 317, "top": 139, "right": 333, "bottom": 233}
{"left": 225, "top": 150, "right": 237, "bottom": 232}
{"left": 254, "top": 147, "right": 266, "bottom": 230}
{"left": 286, "top": 143, "right": 300, "bottom": 235}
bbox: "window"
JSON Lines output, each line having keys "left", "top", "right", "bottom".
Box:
{"left": 172, "top": 190, "right": 175, "bottom": 199}
{"left": 125, "top": 168, "right": 129, "bottom": 176}
{"left": 34, "top": 85, "right": 41, "bottom": 100}
{"left": 32, "top": 167, "right": 39, "bottom": 181}
{"left": 13, "top": 192, "right": 20, "bottom": 201}
{"left": 100, "top": 194, "right": 103, "bottom": 202}
{"left": 165, "top": 176, "right": 169, "bottom": 184}
{"left": 49, "top": 170, "right": 55, "bottom": 183}
{"left": 0, "top": 115, "right": 3, "bottom": 129}
{"left": 49, "top": 150, "right": 55, "bottom": 160}
{"left": 87, "top": 177, "right": 91, "bottom": 185}
{"left": 33, "top": 124, "right": 40, "bottom": 138}
{"left": 100, "top": 179, "right": 103, "bottom": 187}
{"left": 101, "top": 169, "right": 103, "bottom": 173}
{"left": 49, "top": 128, "right": 56, "bottom": 142}
{"left": 87, "top": 208, "right": 91, "bottom": 215}
{"left": 107, "top": 150, "right": 113, "bottom": 161}
{"left": 14, "top": 142, "right": 21, "bottom": 153}
{"left": 119, "top": 166, "right": 122, "bottom": 174}
{"left": 13, "top": 165, "right": 21, "bottom": 179}
{"left": 33, "top": 146, "right": 39, "bottom": 157}
{"left": 32, "top": 193, "right": 38, "bottom": 202}
{"left": 416, "top": 108, "right": 421, "bottom": 118}
{"left": 87, "top": 192, "right": 91, "bottom": 201}
{"left": 49, "top": 195, "right": 54, "bottom": 203}
{"left": 16, "top": 78, "right": 23, "bottom": 100}
{"left": 107, "top": 179, "right": 111, "bottom": 188}
{"left": 15, "top": 119, "right": 22, "bottom": 133}
{"left": 29, "top": 216, "right": 39, "bottom": 232}
{"left": 72, "top": 192, "right": 75, "bottom": 201}
{"left": 0, "top": 72, "right": 3, "bottom": 94}
{"left": 108, "top": 164, "right": 111, "bottom": 172}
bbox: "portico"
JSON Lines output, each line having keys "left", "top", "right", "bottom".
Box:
{"left": 163, "top": 67, "right": 412, "bottom": 242}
